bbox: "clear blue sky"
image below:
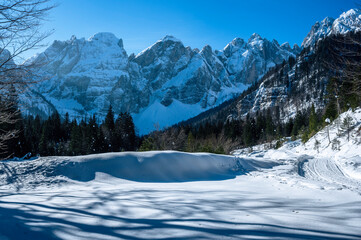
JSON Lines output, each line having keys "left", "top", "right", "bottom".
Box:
{"left": 29, "top": 0, "right": 357, "bottom": 59}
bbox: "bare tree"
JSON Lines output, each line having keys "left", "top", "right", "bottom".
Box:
{"left": 0, "top": 0, "right": 54, "bottom": 158}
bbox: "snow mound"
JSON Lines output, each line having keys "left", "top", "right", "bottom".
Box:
{"left": 0, "top": 151, "right": 278, "bottom": 189}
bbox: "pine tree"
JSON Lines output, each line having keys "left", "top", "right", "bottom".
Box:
{"left": 265, "top": 109, "right": 274, "bottom": 140}
{"left": 105, "top": 105, "right": 115, "bottom": 131}
{"left": 324, "top": 77, "right": 340, "bottom": 120}
{"left": 186, "top": 132, "right": 195, "bottom": 152}
{"left": 309, "top": 104, "right": 318, "bottom": 135}
{"left": 243, "top": 117, "right": 255, "bottom": 146}
{"left": 63, "top": 112, "right": 72, "bottom": 140}
{"left": 115, "top": 112, "right": 136, "bottom": 151}
{"left": 69, "top": 120, "right": 82, "bottom": 155}
{"left": 139, "top": 137, "right": 155, "bottom": 151}
{"left": 39, "top": 124, "right": 50, "bottom": 156}
{"left": 341, "top": 115, "right": 354, "bottom": 142}
{"left": 88, "top": 114, "right": 99, "bottom": 153}
{"left": 102, "top": 105, "right": 115, "bottom": 151}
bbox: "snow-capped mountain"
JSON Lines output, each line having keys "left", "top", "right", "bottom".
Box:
{"left": 236, "top": 9, "right": 361, "bottom": 119}
{"left": 302, "top": 8, "right": 361, "bottom": 48}
{"left": 26, "top": 33, "right": 298, "bottom": 134}
{"left": 218, "top": 33, "right": 299, "bottom": 84}
{"left": 182, "top": 9, "right": 361, "bottom": 127}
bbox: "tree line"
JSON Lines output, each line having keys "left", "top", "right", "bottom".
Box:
{"left": 0, "top": 105, "right": 138, "bottom": 159}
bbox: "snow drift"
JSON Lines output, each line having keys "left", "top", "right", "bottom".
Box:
{"left": 0, "top": 151, "right": 278, "bottom": 189}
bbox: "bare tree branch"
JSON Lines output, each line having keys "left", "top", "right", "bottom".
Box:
{"left": 0, "top": 0, "right": 54, "bottom": 159}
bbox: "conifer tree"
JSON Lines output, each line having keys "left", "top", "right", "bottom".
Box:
{"left": 186, "top": 132, "right": 195, "bottom": 152}
{"left": 265, "top": 109, "right": 274, "bottom": 139}
{"left": 39, "top": 123, "right": 51, "bottom": 156}
{"left": 324, "top": 77, "right": 340, "bottom": 120}
{"left": 88, "top": 114, "right": 99, "bottom": 153}
{"left": 102, "top": 105, "right": 115, "bottom": 151}
{"left": 105, "top": 105, "right": 115, "bottom": 131}
{"left": 139, "top": 137, "right": 155, "bottom": 151}
{"left": 69, "top": 120, "right": 82, "bottom": 155}
{"left": 309, "top": 104, "right": 318, "bottom": 135}
{"left": 341, "top": 115, "right": 354, "bottom": 142}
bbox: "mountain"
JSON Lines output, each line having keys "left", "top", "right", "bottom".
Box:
{"left": 235, "top": 9, "right": 361, "bottom": 120}
{"left": 183, "top": 9, "right": 361, "bottom": 128}
{"left": 302, "top": 9, "right": 361, "bottom": 49}
{"left": 25, "top": 33, "right": 298, "bottom": 134}
{"left": 218, "top": 33, "right": 299, "bottom": 84}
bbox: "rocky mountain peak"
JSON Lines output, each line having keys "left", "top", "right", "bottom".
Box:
{"left": 302, "top": 9, "right": 361, "bottom": 49}
{"left": 293, "top": 43, "right": 301, "bottom": 52}
{"left": 333, "top": 8, "right": 361, "bottom": 34}
{"left": 248, "top": 33, "right": 262, "bottom": 42}
{"left": 231, "top": 37, "right": 245, "bottom": 47}
{"left": 160, "top": 35, "right": 182, "bottom": 43}
{"left": 280, "top": 42, "right": 291, "bottom": 51}
{"left": 200, "top": 45, "right": 213, "bottom": 55}
{"left": 322, "top": 16, "right": 335, "bottom": 25}
{"left": 88, "top": 32, "right": 124, "bottom": 49}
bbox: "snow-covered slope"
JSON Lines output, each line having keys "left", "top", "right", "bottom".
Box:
{"left": 294, "top": 108, "right": 361, "bottom": 187}
{"left": 234, "top": 108, "right": 361, "bottom": 194}
{"left": 0, "top": 116, "right": 360, "bottom": 239}
{"left": 0, "top": 151, "right": 279, "bottom": 188}
{"left": 25, "top": 33, "right": 298, "bottom": 134}
{"left": 302, "top": 8, "right": 361, "bottom": 48}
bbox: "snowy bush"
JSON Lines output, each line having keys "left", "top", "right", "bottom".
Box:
{"left": 331, "top": 138, "right": 341, "bottom": 151}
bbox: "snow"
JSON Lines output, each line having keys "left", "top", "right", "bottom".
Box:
{"left": 133, "top": 81, "right": 248, "bottom": 135}
{"left": 0, "top": 151, "right": 277, "bottom": 188}
{"left": 1, "top": 110, "right": 361, "bottom": 239}
{"left": 162, "top": 57, "right": 204, "bottom": 88}
{"left": 133, "top": 100, "right": 206, "bottom": 135}
{"left": 234, "top": 108, "right": 361, "bottom": 195}
{"left": 161, "top": 35, "right": 182, "bottom": 43}
{"left": 0, "top": 149, "right": 360, "bottom": 239}
{"left": 302, "top": 9, "right": 361, "bottom": 48}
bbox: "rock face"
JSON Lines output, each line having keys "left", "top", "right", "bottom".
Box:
{"left": 302, "top": 9, "right": 361, "bottom": 49}
{"left": 180, "top": 9, "right": 361, "bottom": 127}
{"left": 218, "top": 34, "right": 299, "bottom": 84}
{"left": 234, "top": 9, "right": 361, "bottom": 121}
{"left": 26, "top": 32, "right": 298, "bottom": 134}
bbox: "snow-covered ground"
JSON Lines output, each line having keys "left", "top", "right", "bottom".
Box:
{"left": 0, "top": 110, "right": 360, "bottom": 239}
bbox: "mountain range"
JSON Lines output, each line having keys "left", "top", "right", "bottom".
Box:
{"left": 22, "top": 8, "right": 361, "bottom": 134}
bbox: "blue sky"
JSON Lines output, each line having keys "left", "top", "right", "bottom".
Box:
{"left": 29, "top": 0, "right": 357, "bottom": 59}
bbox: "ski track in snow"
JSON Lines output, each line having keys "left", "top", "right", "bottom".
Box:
{"left": 302, "top": 157, "right": 361, "bottom": 193}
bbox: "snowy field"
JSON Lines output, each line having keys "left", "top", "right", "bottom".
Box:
{"left": 0, "top": 110, "right": 360, "bottom": 239}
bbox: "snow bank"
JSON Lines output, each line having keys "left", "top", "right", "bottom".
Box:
{"left": 0, "top": 151, "right": 278, "bottom": 189}
{"left": 60, "top": 151, "right": 242, "bottom": 182}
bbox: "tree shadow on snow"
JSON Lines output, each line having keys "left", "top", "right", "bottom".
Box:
{"left": 0, "top": 189, "right": 359, "bottom": 240}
